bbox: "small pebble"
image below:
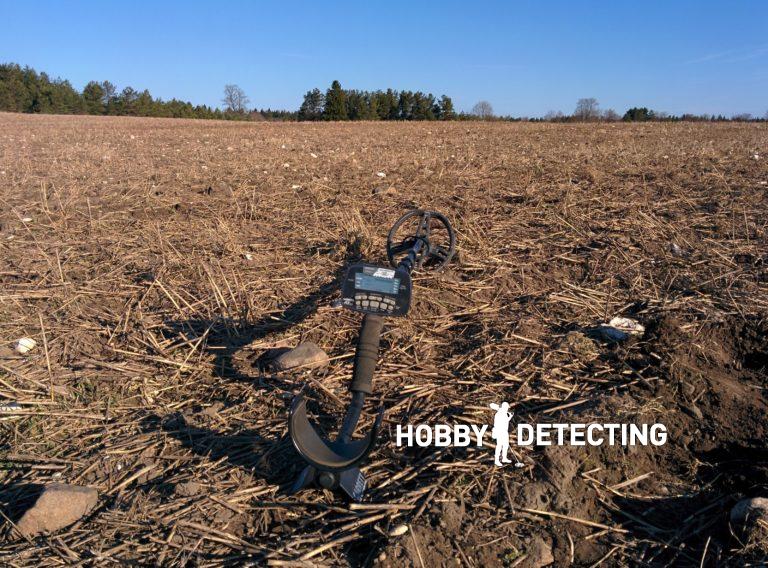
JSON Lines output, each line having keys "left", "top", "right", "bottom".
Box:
{"left": 388, "top": 524, "right": 408, "bottom": 537}
{"left": 15, "top": 337, "right": 37, "bottom": 354}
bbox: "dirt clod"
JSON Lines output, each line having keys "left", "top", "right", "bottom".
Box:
{"left": 174, "top": 481, "right": 202, "bottom": 497}
{"left": 525, "top": 535, "right": 554, "bottom": 567}
{"left": 555, "top": 331, "right": 598, "bottom": 363}
{"left": 15, "top": 484, "right": 98, "bottom": 538}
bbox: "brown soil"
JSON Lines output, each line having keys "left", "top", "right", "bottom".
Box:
{"left": 0, "top": 113, "right": 766, "bottom": 566}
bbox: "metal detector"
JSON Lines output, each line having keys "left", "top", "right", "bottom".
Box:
{"left": 288, "top": 210, "right": 456, "bottom": 500}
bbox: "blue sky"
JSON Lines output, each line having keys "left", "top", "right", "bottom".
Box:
{"left": 1, "top": 0, "right": 766, "bottom": 117}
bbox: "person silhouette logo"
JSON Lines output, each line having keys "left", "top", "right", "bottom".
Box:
{"left": 490, "top": 402, "right": 513, "bottom": 466}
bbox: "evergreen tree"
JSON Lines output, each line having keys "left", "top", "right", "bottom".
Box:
{"left": 346, "top": 90, "right": 368, "bottom": 120}
{"left": 411, "top": 92, "right": 436, "bottom": 120}
{"left": 438, "top": 95, "right": 455, "bottom": 120}
{"left": 298, "top": 88, "right": 324, "bottom": 121}
{"left": 373, "top": 89, "right": 397, "bottom": 120}
{"left": 387, "top": 89, "right": 400, "bottom": 120}
{"left": 0, "top": 64, "right": 30, "bottom": 112}
{"left": 135, "top": 90, "right": 154, "bottom": 116}
{"left": 398, "top": 91, "right": 415, "bottom": 120}
{"left": 118, "top": 86, "right": 139, "bottom": 115}
{"left": 324, "top": 80, "right": 348, "bottom": 120}
{"left": 622, "top": 107, "right": 654, "bottom": 121}
{"left": 101, "top": 81, "right": 120, "bottom": 115}
{"left": 364, "top": 92, "right": 378, "bottom": 120}
{"left": 83, "top": 81, "right": 106, "bottom": 114}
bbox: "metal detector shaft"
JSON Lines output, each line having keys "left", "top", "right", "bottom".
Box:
{"left": 338, "top": 236, "right": 423, "bottom": 443}
{"left": 337, "top": 237, "right": 425, "bottom": 441}
{"left": 396, "top": 230, "right": 425, "bottom": 273}
{"left": 338, "top": 314, "right": 384, "bottom": 442}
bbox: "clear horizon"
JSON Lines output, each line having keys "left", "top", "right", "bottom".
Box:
{"left": 1, "top": 0, "right": 767, "bottom": 117}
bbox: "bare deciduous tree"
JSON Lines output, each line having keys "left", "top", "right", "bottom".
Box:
{"left": 472, "top": 100, "right": 494, "bottom": 119}
{"left": 601, "top": 109, "right": 620, "bottom": 121}
{"left": 222, "top": 84, "right": 250, "bottom": 113}
{"left": 544, "top": 110, "right": 564, "bottom": 122}
{"left": 574, "top": 98, "right": 599, "bottom": 121}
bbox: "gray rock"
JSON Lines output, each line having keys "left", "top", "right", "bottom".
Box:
{"left": 731, "top": 497, "right": 768, "bottom": 552}
{"left": 595, "top": 316, "right": 645, "bottom": 342}
{"left": 15, "top": 484, "right": 98, "bottom": 538}
{"left": 669, "top": 242, "right": 685, "bottom": 256}
{"left": 688, "top": 404, "right": 704, "bottom": 420}
{"left": 731, "top": 496, "right": 768, "bottom": 524}
{"left": 271, "top": 342, "right": 329, "bottom": 371}
{"left": 595, "top": 325, "right": 629, "bottom": 342}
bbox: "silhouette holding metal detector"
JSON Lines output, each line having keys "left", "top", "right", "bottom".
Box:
{"left": 288, "top": 210, "right": 457, "bottom": 500}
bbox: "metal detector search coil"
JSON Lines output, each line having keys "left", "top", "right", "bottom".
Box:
{"left": 288, "top": 209, "right": 456, "bottom": 501}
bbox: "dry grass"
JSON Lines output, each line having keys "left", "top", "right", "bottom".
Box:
{"left": 0, "top": 113, "right": 766, "bottom": 566}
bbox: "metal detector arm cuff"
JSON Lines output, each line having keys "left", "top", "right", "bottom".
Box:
{"left": 349, "top": 314, "right": 384, "bottom": 395}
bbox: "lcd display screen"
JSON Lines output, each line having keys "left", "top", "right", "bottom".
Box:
{"left": 354, "top": 273, "right": 400, "bottom": 295}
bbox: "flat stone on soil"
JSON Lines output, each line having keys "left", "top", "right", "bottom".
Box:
{"left": 270, "top": 342, "right": 329, "bottom": 371}
{"left": 15, "top": 484, "right": 98, "bottom": 538}
{"left": 372, "top": 185, "right": 397, "bottom": 195}
{"left": 174, "top": 481, "right": 202, "bottom": 497}
{"left": 527, "top": 535, "right": 554, "bottom": 567}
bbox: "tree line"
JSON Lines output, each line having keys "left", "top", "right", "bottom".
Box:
{"left": 541, "top": 98, "right": 767, "bottom": 123}
{"left": 0, "top": 63, "right": 237, "bottom": 120}
{"left": 298, "top": 80, "right": 455, "bottom": 121}
{"left": 1, "top": 63, "right": 765, "bottom": 123}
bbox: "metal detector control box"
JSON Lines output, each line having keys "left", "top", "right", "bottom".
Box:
{"left": 340, "top": 263, "right": 412, "bottom": 316}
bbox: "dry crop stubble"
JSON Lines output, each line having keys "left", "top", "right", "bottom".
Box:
{"left": 0, "top": 113, "right": 766, "bottom": 566}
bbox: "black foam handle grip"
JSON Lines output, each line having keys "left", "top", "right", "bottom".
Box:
{"left": 350, "top": 314, "right": 384, "bottom": 395}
